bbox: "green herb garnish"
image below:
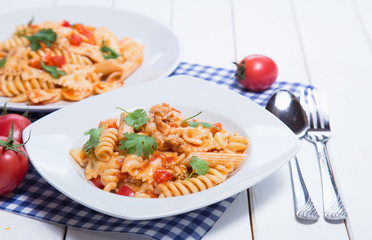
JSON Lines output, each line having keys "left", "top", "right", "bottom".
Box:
{"left": 83, "top": 126, "right": 102, "bottom": 154}
{"left": 100, "top": 40, "right": 121, "bottom": 59}
{"left": 0, "top": 58, "right": 6, "bottom": 67}
{"left": 27, "top": 16, "right": 34, "bottom": 27}
{"left": 116, "top": 107, "right": 149, "bottom": 130}
{"left": 40, "top": 60, "right": 65, "bottom": 79}
{"left": 25, "top": 28, "right": 57, "bottom": 51}
{"left": 119, "top": 133, "right": 157, "bottom": 158}
{"left": 182, "top": 111, "right": 220, "bottom": 130}
{"left": 186, "top": 156, "right": 210, "bottom": 179}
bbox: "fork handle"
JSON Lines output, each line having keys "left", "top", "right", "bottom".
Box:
{"left": 289, "top": 157, "right": 319, "bottom": 220}
{"left": 314, "top": 142, "right": 347, "bottom": 220}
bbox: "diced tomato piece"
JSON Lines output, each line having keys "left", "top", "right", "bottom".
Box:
{"left": 74, "top": 24, "right": 95, "bottom": 44}
{"left": 91, "top": 176, "right": 104, "bottom": 189}
{"left": 117, "top": 185, "right": 134, "bottom": 197}
{"left": 150, "top": 152, "right": 166, "bottom": 162}
{"left": 153, "top": 169, "right": 173, "bottom": 183}
{"left": 41, "top": 52, "right": 53, "bottom": 65}
{"left": 31, "top": 60, "right": 41, "bottom": 69}
{"left": 40, "top": 41, "right": 47, "bottom": 49}
{"left": 51, "top": 56, "right": 66, "bottom": 67}
{"left": 211, "top": 122, "right": 222, "bottom": 134}
{"left": 164, "top": 157, "right": 174, "bottom": 166}
{"left": 69, "top": 33, "right": 82, "bottom": 46}
{"left": 62, "top": 20, "right": 72, "bottom": 28}
{"left": 106, "top": 119, "right": 118, "bottom": 129}
{"left": 145, "top": 191, "right": 158, "bottom": 198}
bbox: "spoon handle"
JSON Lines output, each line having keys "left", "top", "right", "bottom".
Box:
{"left": 289, "top": 156, "right": 319, "bottom": 220}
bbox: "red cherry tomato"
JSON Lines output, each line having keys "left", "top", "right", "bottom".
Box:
{"left": 0, "top": 135, "right": 29, "bottom": 196}
{"left": 153, "top": 169, "right": 173, "bottom": 183}
{"left": 117, "top": 185, "right": 134, "bottom": 197}
{"left": 234, "top": 55, "right": 278, "bottom": 92}
{"left": 0, "top": 114, "right": 31, "bottom": 143}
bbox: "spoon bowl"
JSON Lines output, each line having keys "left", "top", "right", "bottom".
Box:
{"left": 265, "top": 89, "right": 308, "bottom": 138}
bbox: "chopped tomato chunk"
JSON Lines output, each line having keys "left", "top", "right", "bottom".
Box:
{"left": 91, "top": 176, "right": 104, "bottom": 189}
{"left": 117, "top": 185, "right": 134, "bottom": 197}
{"left": 153, "top": 169, "right": 173, "bottom": 183}
{"left": 211, "top": 122, "right": 222, "bottom": 134}
{"left": 51, "top": 55, "right": 66, "bottom": 67}
{"left": 69, "top": 33, "right": 82, "bottom": 46}
{"left": 31, "top": 60, "right": 41, "bottom": 69}
{"left": 74, "top": 24, "right": 95, "bottom": 44}
{"left": 62, "top": 20, "right": 72, "bottom": 28}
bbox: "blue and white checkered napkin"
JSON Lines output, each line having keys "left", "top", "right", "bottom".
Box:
{"left": 0, "top": 62, "right": 311, "bottom": 240}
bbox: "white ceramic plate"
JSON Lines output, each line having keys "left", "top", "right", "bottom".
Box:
{"left": 0, "top": 6, "right": 181, "bottom": 112}
{"left": 23, "top": 75, "right": 300, "bottom": 220}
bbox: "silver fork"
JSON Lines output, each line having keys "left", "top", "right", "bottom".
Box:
{"left": 301, "top": 88, "right": 347, "bottom": 221}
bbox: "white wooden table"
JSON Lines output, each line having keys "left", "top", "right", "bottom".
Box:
{"left": 1, "top": 0, "right": 371, "bottom": 239}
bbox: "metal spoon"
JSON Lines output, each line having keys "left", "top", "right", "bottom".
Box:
{"left": 266, "top": 89, "right": 319, "bottom": 220}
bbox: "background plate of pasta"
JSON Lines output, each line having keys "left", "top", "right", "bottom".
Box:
{"left": 23, "top": 75, "right": 300, "bottom": 220}
{"left": 0, "top": 6, "right": 181, "bottom": 112}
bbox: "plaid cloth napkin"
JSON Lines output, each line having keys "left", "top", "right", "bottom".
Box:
{"left": 0, "top": 62, "right": 311, "bottom": 240}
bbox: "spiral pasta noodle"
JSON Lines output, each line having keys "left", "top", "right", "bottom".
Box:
{"left": 95, "top": 128, "right": 118, "bottom": 162}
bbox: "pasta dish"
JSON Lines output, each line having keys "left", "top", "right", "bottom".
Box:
{"left": 70, "top": 103, "right": 249, "bottom": 198}
{"left": 0, "top": 19, "right": 144, "bottom": 105}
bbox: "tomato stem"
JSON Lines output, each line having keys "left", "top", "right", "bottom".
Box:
{"left": 0, "top": 123, "right": 27, "bottom": 159}
{"left": 233, "top": 61, "right": 246, "bottom": 81}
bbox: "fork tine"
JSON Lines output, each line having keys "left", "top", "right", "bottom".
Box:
{"left": 306, "top": 88, "right": 316, "bottom": 129}
{"left": 320, "top": 90, "right": 331, "bottom": 130}
{"left": 311, "top": 88, "right": 323, "bottom": 129}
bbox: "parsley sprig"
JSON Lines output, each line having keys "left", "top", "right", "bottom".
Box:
{"left": 100, "top": 40, "right": 121, "bottom": 59}
{"left": 40, "top": 61, "right": 66, "bottom": 79}
{"left": 119, "top": 133, "right": 157, "bottom": 158}
{"left": 116, "top": 107, "right": 149, "bottom": 130}
{"left": 186, "top": 156, "right": 210, "bottom": 180}
{"left": 182, "top": 111, "right": 220, "bottom": 130}
{"left": 83, "top": 126, "right": 102, "bottom": 154}
{"left": 24, "top": 28, "right": 57, "bottom": 51}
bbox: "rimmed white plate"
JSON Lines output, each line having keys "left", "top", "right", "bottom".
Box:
{"left": 23, "top": 75, "right": 300, "bottom": 220}
{"left": 0, "top": 6, "right": 181, "bottom": 112}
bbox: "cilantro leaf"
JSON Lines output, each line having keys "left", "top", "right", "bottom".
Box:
{"left": 186, "top": 156, "right": 210, "bottom": 179}
{"left": 119, "top": 133, "right": 157, "bottom": 158}
{"left": 0, "top": 58, "right": 6, "bottom": 67}
{"left": 182, "top": 111, "right": 220, "bottom": 130}
{"left": 100, "top": 40, "right": 121, "bottom": 59}
{"left": 40, "top": 60, "right": 66, "bottom": 78}
{"left": 25, "top": 28, "right": 57, "bottom": 51}
{"left": 117, "top": 107, "right": 149, "bottom": 130}
{"left": 83, "top": 127, "right": 102, "bottom": 154}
